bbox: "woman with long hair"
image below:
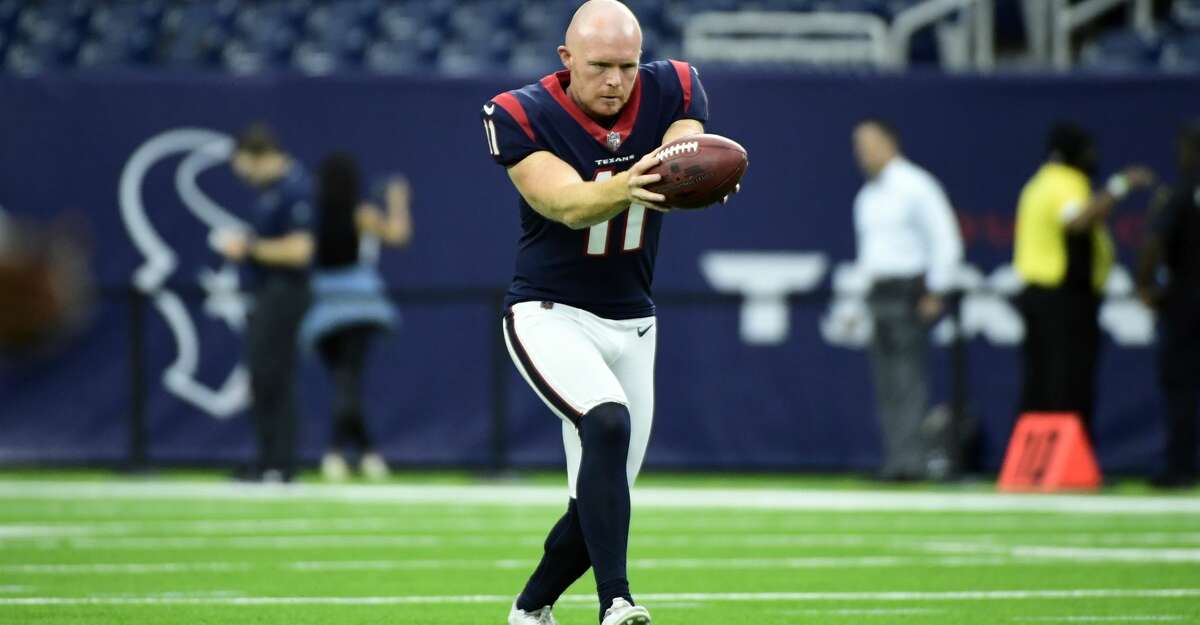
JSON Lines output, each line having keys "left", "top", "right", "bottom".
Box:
{"left": 302, "top": 153, "right": 412, "bottom": 481}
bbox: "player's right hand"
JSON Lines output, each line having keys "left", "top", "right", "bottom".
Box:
{"left": 626, "top": 152, "right": 670, "bottom": 212}
{"left": 1122, "top": 166, "right": 1155, "bottom": 189}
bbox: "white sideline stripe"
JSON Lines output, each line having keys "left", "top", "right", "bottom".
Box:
{"left": 780, "top": 608, "right": 943, "bottom": 616}
{"left": 2, "top": 480, "right": 1199, "bottom": 514}
{"left": 5, "top": 520, "right": 1200, "bottom": 545}
{"left": 12, "top": 534, "right": 1200, "bottom": 553}
{"left": 1014, "top": 618, "right": 1186, "bottom": 622}
{"left": 0, "top": 556, "right": 1015, "bottom": 576}
{"left": 9, "top": 550, "right": 1194, "bottom": 576}
{"left": 0, "top": 563, "right": 252, "bottom": 574}
{"left": 4, "top": 534, "right": 878, "bottom": 551}
{"left": 2, "top": 589, "right": 1199, "bottom": 606}
{"left": 920, "top": 542, "right": 1200, "bottom": 563}
{"left": 289, "top": 556, "right": 1020, "bottom": 572}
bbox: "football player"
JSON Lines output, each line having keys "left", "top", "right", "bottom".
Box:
{"left": 482, "top": 1, "right": 729, "bottom": 624}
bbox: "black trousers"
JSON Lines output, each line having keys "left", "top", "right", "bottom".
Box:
{"left": 867, "top": 277, "right": 931, "bottom": 477}
{"left": 245, "top": 279, "right": 311, "bottom": 476}
{"left": 317, "top": 324, "right": 378, "bottom": 454}
{"left": 1158, "top": 293, "right": 1200, "bottom": 477}
{"left": 1017, "top": 286, "right": 1101, "bottom": 432}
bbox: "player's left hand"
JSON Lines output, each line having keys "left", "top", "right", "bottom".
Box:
{"left": 718, "top": 183, "right": 741, "bottom": 205}
{"left": 627, "top": 151, "right": 672, "bottom": 213}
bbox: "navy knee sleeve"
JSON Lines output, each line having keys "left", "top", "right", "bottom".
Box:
{"left": 576, "top": 402, "right": 634, "bottom": 616}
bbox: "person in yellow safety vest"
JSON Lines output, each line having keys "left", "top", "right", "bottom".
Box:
{"left": 1013, "top": 122, "right": 1154, "bottom": 435}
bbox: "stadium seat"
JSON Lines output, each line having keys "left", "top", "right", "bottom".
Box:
{"left": 89, "top": 4, "right": 153, "bottom": 40}
{"left": 4, "top": 41, "right": 64, "bottom": 75}
{"left": 377, "top": 4, "right": 421, "bottom": 42}
{"left": 77, "top": 27, "right": 155, "bottom": 69}
{"left": 1173, "top": 0, "right": 1200, "bottom": 30}
{"left": 509, "top": 42, "right": 562, "bottom": 77}
{"left": 1079, "top": 29, "right": 1161, "bottom": 72}
{"left": 163, "top": 2, "right": 236, "bottom": 36}
{"left": 1161, "top": 32, "right": 1200, "bottom": 72}
{"left": 159, "top": 28, "right": 224, "bottom": 70}
{"left": 0, "top": 0, "right": 20, "bottom": 32}
{"left": 364, "top": 39, "right": 422, "bottom": 74}
{"left": 292, "top": 40, "right": 346, "bottom": 76}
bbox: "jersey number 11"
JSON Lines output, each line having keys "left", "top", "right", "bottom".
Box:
{"left": 586, "top": 169, "right": 646, "bottom": 256}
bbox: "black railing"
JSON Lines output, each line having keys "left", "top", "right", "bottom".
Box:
{"left": 117, "top": 284, "right": 970, "bottom": 472}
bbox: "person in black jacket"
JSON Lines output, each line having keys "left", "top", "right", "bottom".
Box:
{"left": 218, "top": 124, "right": 314, "bottom": 483}
{"left": 1137, "top": 123, "right": 1200, "bottom": 490}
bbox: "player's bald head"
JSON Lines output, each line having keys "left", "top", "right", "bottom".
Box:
{"left": 565, "top": 0, "right": 642, "bottom": 52}
{"left": 557, "top": 1, "right": 643, "bottom": 120}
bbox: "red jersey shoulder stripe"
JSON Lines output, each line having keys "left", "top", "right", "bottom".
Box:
{"left": 668, "top": 60, "right": 693, "bottom": 114}
{"left": 492, "top": 92, "right": 536, "bottom": 142}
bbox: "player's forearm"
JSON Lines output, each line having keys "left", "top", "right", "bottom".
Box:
{"left": 251, "top": 233, "right": 313, "bottom": 267}
{"left": 662, "top": 119, "right": 704, "bottom": 145}
{"left": 1135, "top": 238, "right": 1163, "bottom": 290}
{"left": 1066, "top": 193, "right": 1116, "bottom": 232}
{"left": 534, "top": 174, "right": 633, "bottom": 230}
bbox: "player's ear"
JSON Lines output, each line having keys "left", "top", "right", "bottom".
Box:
{"left": 557, "top": 45, "right": 571, "bottom": 70}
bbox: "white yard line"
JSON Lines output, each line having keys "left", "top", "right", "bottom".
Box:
{"left": 1, "top": 480, "right": 1198, "bottom": 514}
{"left": 918, "top": 541, "right": 1200, "bottom": 563}
{"left": 0, "top": 563, "right": 252, "bottom": 574}
{"left": 1, "top": 533, "right": 877, "bottom": 551}
{"left": 0, "top": 556, "right": 1014, "bottom": 576}
{"left": 1, "top": 588, "right": 1198, "bottom": 606}
{"left": 1014, "top": 617, "right": 1187, "bottom": 622}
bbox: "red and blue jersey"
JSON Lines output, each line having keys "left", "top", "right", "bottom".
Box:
{"left": 483, "top": 60, "right": 709, "bottom": 320}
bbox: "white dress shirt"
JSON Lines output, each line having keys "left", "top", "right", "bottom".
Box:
{"left": 853, "top": 157, "right": 963, "bottom": 293}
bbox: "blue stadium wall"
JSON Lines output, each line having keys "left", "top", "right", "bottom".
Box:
{"left": 1, "top": 70, "right": 1196, "bottom": 474}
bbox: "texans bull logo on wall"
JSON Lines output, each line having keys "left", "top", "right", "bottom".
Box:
{"left": 120, "top": 128, "right": 251, "bottom": 419}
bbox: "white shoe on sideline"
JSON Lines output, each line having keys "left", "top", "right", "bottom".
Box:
{"left": 601, "top": 598, "right": 650, "bottom": 625}
{"left": 508, "top": 599, "right": 558, "bottom": 625}
{"left": 359, "top": 452, "right": 391, "bottom": 481}
{"left": 320, "top": 452, "right": 350, "bottom": 482}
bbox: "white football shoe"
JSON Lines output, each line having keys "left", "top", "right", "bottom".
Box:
{"left": 507, "top": 600, "right": 558, "bottom": 625}
{"left": 601, "top": 598, "right": 650, "bottom": 625}
{"left": 359, "top": 451, "right": 391, "bottom": 481}
{"left": 320, "top": 452, "right": 350, "bottom": 482}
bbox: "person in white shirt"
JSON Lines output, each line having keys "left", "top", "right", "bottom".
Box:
{"left": 852, "top": 118, "right": 963, "bottom": 481}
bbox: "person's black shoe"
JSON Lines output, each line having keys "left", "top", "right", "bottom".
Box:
{"left": 230, "top": 464, "right": 261, "bottom": 482}
{"left": 875, "top": 467, "right": 924, "bottom": 483}
{"left": 1149, "top": 473, "right": 1198, "bottom": 490}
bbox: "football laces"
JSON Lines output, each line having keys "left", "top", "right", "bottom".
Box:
{"left": 655, "top": 141, "right": 699, "bottom": 162}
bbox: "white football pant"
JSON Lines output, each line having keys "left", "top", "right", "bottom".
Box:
{"left": 503, "top": 301, "right": 656, "bottom": 498}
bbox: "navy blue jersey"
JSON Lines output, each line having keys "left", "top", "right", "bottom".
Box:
{"left": 247, "top": 163, "right": 314, "bottom": 287}
{"left": 483, "top": 60, "right": 709, "bottom": 320}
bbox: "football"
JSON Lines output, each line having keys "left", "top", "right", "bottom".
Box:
{"left": 645, "top": 133, "right": 748, "bottom": 209}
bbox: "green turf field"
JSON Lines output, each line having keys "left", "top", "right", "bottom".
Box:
{"left": 0, "top": 472, "right": 1197, "bottom": 625}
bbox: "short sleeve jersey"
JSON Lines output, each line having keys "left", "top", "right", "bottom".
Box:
{"left": 248, "top": 164, "right": 314, "bottom": 286}
{"left": 482, "top": 60, "right": 709, "bottom": 320}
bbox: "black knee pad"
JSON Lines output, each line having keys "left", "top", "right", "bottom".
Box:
{"left": 581, "top": 402, "right": 631, "bottom": 450}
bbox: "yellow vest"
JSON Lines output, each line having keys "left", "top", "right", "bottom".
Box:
{"left": 1014, "top": 163, "right": 1114, "bottom": 291}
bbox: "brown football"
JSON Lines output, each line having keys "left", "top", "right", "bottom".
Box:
{"left": 645, "top": 133, "right": 748, "bottom": 209}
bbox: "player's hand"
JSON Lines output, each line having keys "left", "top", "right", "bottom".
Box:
{"left": 1137, "top": 286, "right": 1162, "bottom": 310}
{"left": 719, "top": 183, "right": 741, "bottom": 205}
{"left": 917, "top": 294, "right": 944, "bottom": 322}
{"left": 385, "top": 176, "right": 411, "bottom": 206}
{"left": 1122, "top": 166, "right": 1156, "bottom": 190}
{"left": 213, "top": 229, "right": 250, "bottom": 262}
{"left": 356, "top": 205, "right": 385, "bottom": 233}
{"left": 626, "top": 151, "right": 671, "bottom": 212}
